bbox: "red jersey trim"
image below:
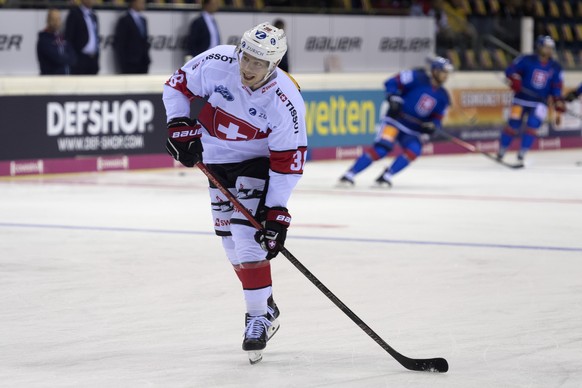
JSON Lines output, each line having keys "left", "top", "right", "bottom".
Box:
{"left": 270, "top": 146, "right": 307, "bottom": 174}
{"left": 165, "top": 69, "right": 194, "bottom": 100}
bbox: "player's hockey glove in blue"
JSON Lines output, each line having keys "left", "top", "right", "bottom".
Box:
{"left": 166, "top": 117, "right": 203, "bottom": 167}
{"left": 419, "top": 122, "right": 437, "bottom": 135}
{"left": 565, "top": 90, "right": 579, "bottom": 102}
{"left": 386, "top": 95, "right": 404, "bottom": 118}
{"left": 254, "top": 206, "right": 291, "bottom": 260}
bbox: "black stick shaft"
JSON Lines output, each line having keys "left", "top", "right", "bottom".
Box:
{"left": 195, "top": 161, "right": 449, "bottom": 373}
{"left": 437, "top": 130, "right": 523, "bottom": 169}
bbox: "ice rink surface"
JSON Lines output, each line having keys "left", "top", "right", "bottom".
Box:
{"left": 1, "top": 149, "right": 582, "bottom": 388}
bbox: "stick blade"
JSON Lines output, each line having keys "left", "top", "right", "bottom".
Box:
{"left": 497, "top": 159, "right": 524, "bottom": 169}
{"left": 407, "top": 357, "right": 449, "bottom": 373}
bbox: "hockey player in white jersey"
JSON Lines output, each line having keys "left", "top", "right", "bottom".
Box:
{"left": 162, "top": 22, "right": 307, "bottom": 364}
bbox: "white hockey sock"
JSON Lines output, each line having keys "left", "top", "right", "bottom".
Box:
{"left": 244, "top": 286, "right": 272, "bottom": 317}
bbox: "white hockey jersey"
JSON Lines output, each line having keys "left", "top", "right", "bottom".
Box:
{"left": 162, "top": 45, "right": 308, "bottom": 208}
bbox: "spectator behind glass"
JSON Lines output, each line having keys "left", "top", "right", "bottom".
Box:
{"left": 114, "top": 0, "right": 151, "bottom": 74}
{"left": 493, "top": 0, "right": 523, "bottom": 51}
{"left": 273, "top": 19, "right": 290, "bottom": 72}
{"left": 37, "top": 8, "right": 76, "bottom": 75}
{"left": 186, "top": 0, "right": 221, "bottom": 60}
{"left": 432, "top": 0, "right": 454, "bottom": 54}
{"left": 441, "top": 0, "right": 477, "bottom": 50}
{"left": 65, "top": 0, "right": 100, "bottom": 74}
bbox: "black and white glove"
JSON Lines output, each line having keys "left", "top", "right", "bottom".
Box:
{"left": 165, "top": 117, "right": 203, "bottom": 167}
{"left": 419, "top": 122, "right": 437, "bottom": 135}
{"left": 386, "top": 95, "right": 404, "bottom": 118}
{"left": 565, "top": 90, "right": 579, "bottom": 103}
{"left": 254, "top": 206, "right": 291, "bottom": 260}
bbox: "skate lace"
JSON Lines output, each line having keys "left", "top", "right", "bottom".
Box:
{"left": 267, "top": 305, "right": 277, "bottom": 319}
{"left": 245, "top": 316, "right": 271, "bottom": 339}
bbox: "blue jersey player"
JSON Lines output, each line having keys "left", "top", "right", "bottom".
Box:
{"left": 339, "top": 57, "right": 452, "bottom": 187}
{"left": 497, "top": 35, "right": 565, "bottom": 165}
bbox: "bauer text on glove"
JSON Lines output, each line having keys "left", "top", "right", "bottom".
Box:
{"left": 166, "top": 117, "right": 203, "bottom": 167}
{"left": 254, "top": 206, "right": 291, "bottom": 260}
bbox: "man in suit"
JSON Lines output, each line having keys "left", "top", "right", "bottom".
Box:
{"left": 187, "top": 0, "right": 220, "bottom": 59}
{"left": 64, "top": 0, "right": 100, "bottom": 74}
{"left": 37, "top": 8, "right": 76, "bottom": 75}
{"left": 113, "top": 0, "right": 151, "bottom": 74}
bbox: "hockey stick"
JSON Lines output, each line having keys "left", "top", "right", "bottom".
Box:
{"left": 396, "top": 112, "right": 521, "bottom": 168}
{"left": 436, "top": 130, "right": 524, "bottom": 169}
{"left": 520, "top": 86, "right": 582, "bottom": 121}
{"left": 195, "top": 161, "right": 449, "bottom": 373}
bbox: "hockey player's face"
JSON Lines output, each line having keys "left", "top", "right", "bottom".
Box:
{"left": 538, "top": 46, "right": 553, "bottom": 59}
{"left": 239, "top": 52, "right": 270, "bottom": 89}
{"left": 432, "top": 70, "right": 449, "bottom": 85}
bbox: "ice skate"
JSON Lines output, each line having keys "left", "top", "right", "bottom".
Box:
{"left": 243, "top": 314, "right": 272, "bottom": 364}
{"left": 374, "top": 174, "right": 392, "bottom": 188}
{"left": 267, "top": 295, "right": 281, "bottom": 339}
{"left": 337, "top": 174, "right": 355, "bottom": 188}
{"left": 515, "top": 153, "right": 525, "bottom": 168}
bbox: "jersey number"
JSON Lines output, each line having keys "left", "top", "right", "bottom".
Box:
{"left": 168, "top": 71, "right": 185, "bottom": 87}
{"left": 290, "top": 149, "right": 306, "bottom": 172}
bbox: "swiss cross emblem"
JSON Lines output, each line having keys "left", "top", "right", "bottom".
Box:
{"left": 415, "top": 94, "right": 436, "bottom": 117}
{"left": 531, "top": 70, "right": 548, "bottom": 89}
{"left": 213, "top": 108, "right": 263, "bottom": 140}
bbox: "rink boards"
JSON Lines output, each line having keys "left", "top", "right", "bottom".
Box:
{"left": 0, "top": 72, "right": 581, "bottom": 176}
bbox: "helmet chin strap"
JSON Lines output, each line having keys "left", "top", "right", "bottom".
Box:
{"left": 261, "top": 61, "right": 280, "bottom": 83}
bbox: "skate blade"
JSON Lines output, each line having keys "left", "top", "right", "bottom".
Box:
{"left": 335, "top": 181, "right": 355, "bottom": 188}
{"left": 248, "top": 351, "right": 263, "bottom": 365}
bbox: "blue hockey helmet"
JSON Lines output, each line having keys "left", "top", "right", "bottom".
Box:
{"left": 429, "top": 56, "right": 454, "bottom": 73}
{"left": 535, "top": 35, "right": 555, "bottom": 49}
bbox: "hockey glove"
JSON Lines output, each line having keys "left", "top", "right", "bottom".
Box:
{"left": 166, "top": 117, "right": 203, "bottom": 167}
{"left": 507, "top": 74, "right": 522, "bottom": 93}
{"left": 254, "top": 206, "right": 291, "bottom": 260}
{"left": 565, "top": 90, "right": 580, "bottom": 102}
{"left": 386, "top": 95, "right": 404, "bottom": 118}
{"left": 553, "top": 97, "right": 566, "bottom": 113}
{"left": 420, "top": 122, "right": 437, "bottom": 135}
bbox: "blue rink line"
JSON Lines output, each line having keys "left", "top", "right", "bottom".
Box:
{"left": 2, "top": 222, "right": 582, "bottom": 253}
